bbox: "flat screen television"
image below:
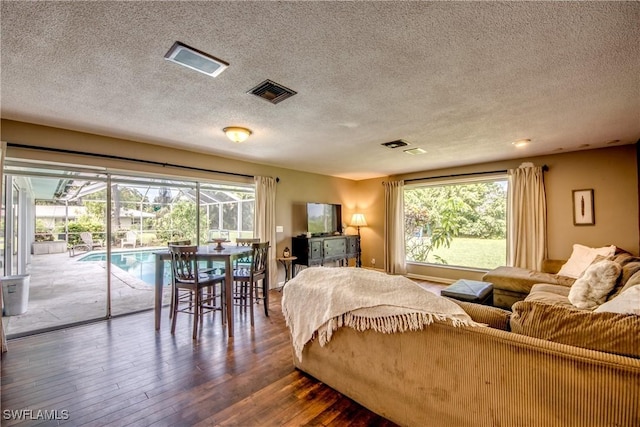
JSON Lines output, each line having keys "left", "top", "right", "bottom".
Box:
{"left": 306, "top": 203, "right": 342, "bottom": 236}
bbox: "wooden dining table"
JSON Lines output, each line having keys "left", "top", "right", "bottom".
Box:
{"left": 154, "top": 245, "right": 253, "bottom": 337}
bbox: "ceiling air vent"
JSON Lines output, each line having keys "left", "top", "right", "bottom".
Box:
{"left": 381, "top": 139, "right": 410, "bottom": 149}
{"left": 248, "top": 80, "right": 297, "bottom": 104}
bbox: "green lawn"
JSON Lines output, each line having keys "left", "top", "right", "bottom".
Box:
{"left": 422, "top": 237, "right": 506, "bottom": 270}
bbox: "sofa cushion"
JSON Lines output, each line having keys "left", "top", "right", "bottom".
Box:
{"left": 541, "top": 259, "right": 566, "bottom": 274}
{"left": 567, "top": 260, "right": 621, "bottom": 309}
{"left": 608, "top": 253, "right": 640, "bottom": 300}
{"left": 510, "top": 300, "right": 640, "bottom": 358}
{"left": 618, "top": 270, "right": 640, "bottom": 295}
{"left": 446, "top": 298, "right": 511, "bottom": 331}
{"left": 557, "top": 244, "right": 616, "bottom": 279}
{"left": 595, "top": 284, "right": 640, "bottom": 315}
{"left": 525, "top": 283, "right": 573, "bottom": 308}
{"left": 483, "top": 266, "right": 574, "bottom": 294}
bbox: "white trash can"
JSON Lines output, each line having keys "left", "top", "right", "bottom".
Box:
{"left": 2, "top": 274, "right": 30, "bottom": 316}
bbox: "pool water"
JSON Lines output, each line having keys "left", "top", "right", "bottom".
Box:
{"left": 79, "top": 250, "right": 228, "bottom": 286}
{"left": 79, "top": 250, "right": 171, "bottom": 286}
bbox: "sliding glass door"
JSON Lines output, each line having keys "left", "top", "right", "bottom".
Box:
{"left": 3, "top": 164, "right": 109, "bottom": 336}
{"left": 1, "top": 160, "right": 254, "bottom": 337}
{"left": 108, "top": 175, "right": 198, "bottom": 316}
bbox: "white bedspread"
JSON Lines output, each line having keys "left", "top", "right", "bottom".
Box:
{"left": 281, "top": 267, "right": 478, "bottom": 361}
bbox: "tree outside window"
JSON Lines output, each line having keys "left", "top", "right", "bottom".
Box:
{"left": 404, "top": 179, "right": 507, "bottom": 269}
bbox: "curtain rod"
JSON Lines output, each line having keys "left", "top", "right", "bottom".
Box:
{"left": 6, "top": 142, "right": 280, "bottom": 181}
{"left": 401, "top": 164, "right": 548, "bottom": 184}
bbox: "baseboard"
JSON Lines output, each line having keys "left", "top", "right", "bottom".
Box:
{"left": 405, "top": 273, "right": 455, "bottom": 285}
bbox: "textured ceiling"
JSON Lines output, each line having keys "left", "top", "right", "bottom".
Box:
{"left": 1, "top": 1, "right": 639, "bottom": 180}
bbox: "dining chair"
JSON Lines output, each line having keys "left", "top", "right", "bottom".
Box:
{"left": 232, "top": 238, "right": 261, "bottom": 307}
{"left": 233, "top": 241, "right": 270, "bottom": 326}
{"left": 168, "top": 244, "right": 226, "bottom": 339}
{"left": 167, "top": 240, "right": 192, "bottom": 319}
{"left": 236, "top": 237, "right": 260, "bottom": 247}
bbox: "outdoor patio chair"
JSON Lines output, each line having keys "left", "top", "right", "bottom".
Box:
{"left": 69, "top": 232, "right": 103, "bottom": 256}
{"left": 81, "top": 232, "right": 103, "bottom": 250}
{"left": 121, "top": 231, "right": 137, "bottom": 248}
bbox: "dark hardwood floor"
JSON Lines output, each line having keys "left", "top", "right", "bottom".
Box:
{"left": 1, "top": 288, "right": 416, "bottom": 427}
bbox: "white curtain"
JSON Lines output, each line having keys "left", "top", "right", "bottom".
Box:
{"left": 384, "top": 180, "right": 407, "bottom": 275}
{"left": 507, "top": 163, "right": 547, "bottom": 270}
{"left": 254, "top": 176, "right": 277, "bottom": 287}
{"left": 1, "top": 141, "right": 6, "bottom": 354}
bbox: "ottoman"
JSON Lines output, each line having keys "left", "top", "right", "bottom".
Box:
{"left": 441, "top": 279, "right": 493, "bottom": 306}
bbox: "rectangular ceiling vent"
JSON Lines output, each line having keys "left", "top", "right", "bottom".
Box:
{"left": 248, "top": 80, "right": 297, "bottom": 104}
{"left": 381, "top": 139, "right": 410, "bottom": 149}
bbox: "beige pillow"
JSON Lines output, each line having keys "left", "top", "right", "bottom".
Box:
{"left": 510, "top": 300, "right": 640, "bottom": 358}
{"left": 568, "top": 260, "right": 621, "bottom": 309}
{"left": 595, "top": 285, "right": 640, "bottom": 315}
{"left": 557, "top": 244, "right": 616, "bottom": 279}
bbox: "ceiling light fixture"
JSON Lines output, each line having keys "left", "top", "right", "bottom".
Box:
{"left": 164, "top": 41, "right": 229, "bottom": 78}
{"left": 223, "top": 127, "right": 252, "bottom": 143}
{"left": 404, "top": 148, "right": 427, "bottom": 155}
{"left": 512, "top": 139, "right": 531, "bottom": 148}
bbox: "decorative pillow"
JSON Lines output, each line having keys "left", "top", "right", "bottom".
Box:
{"left": 618, "top": 269, "right": 640, "bottom": 296}
{"left": 568, "top": 260, "right": 622, "bottom": 309}
{"left": 607, "top": 255, "right": 640, "bottom": 300}
{"left": 557, "top": 244, "right": 616, "bottom": 279}
{"left": 510, "top": 300, "right": 640, "bottom": 358}
{"left": 595, "top": 285, "right": 640, "bottom": 315}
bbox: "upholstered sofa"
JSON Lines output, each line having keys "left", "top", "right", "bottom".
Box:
{"left": 482, "top": 258, "right": 573, "bottom": 308}
{"left": 293, "top": 298, "right": 640, "bottom": 426}
{"left": 483, "top": 246, "right": 639, "bottom": 309}
{"left": 288, "top": 255, "right": 640, "bottom": 426}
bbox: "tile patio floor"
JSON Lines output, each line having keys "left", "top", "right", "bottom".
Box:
{"left": 2, "top": 249, "right": 173, "bottom": 337}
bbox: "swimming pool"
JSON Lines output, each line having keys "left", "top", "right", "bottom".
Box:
{"left": 78, "top": 250, "right": 171, "bottom": 286}
{"left": 79, "top": 250, "right": 228, "bottom": 286}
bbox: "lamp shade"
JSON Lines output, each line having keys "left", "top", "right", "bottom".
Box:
{"left": 223, "top": 127, "right": 252, "bottom": 143}
{"left": 350, "top": 213, "right": 368, "bottom": 227}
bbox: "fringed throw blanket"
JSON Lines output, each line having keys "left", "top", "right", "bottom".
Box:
{"left": 281, "top": 267, "right": 479, "bottom": 361}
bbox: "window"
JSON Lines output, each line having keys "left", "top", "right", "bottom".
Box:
{"left": 404, "top": 177, "right": 508, "bottom": 270}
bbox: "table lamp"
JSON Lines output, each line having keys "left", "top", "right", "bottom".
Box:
{"left": 350, "top": 213, "right": 367, "bottom": 267}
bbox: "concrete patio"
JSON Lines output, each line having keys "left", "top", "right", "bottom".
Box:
{"left": 2, "top": 248, "right": 173, "bottom": 337}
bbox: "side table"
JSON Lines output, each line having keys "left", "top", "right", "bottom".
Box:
{"left": 277, "top": 256, "right": 297, "bottom": 290}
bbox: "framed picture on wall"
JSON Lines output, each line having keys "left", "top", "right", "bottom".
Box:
{"left": 573, "top": 189, "right": 595, "bottom": 226}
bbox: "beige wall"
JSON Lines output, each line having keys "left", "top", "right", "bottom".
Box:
{"left": 3, "top": 120, "right": 638, "bottom": 284}
{"left": 357, "top": 145, "right": 639, "bottom": 282}
{"left": 0, "top": 119, "right": 360, "bottom": 282}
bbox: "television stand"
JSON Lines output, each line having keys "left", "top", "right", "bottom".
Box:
{"left": 292, "top": 235, "right": 360, "bottom": 267}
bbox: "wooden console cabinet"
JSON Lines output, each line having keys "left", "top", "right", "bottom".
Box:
{"left": 292, "top": 235, "right": 360, "bottom": 267}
